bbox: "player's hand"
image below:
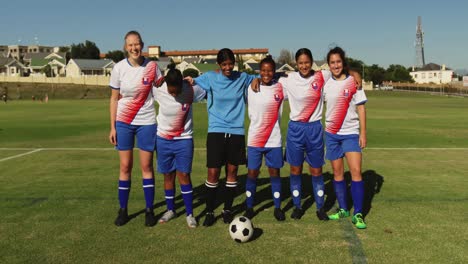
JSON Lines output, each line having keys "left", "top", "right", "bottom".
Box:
{"left": 251, "top": 78, "right": 261, "bottom": 92}
{"left": 359, "top": 133, "right": 367, "bottom": 149}
{"left": 184, "top": 76, "right": 194, "bottom": 86}
{"left": 109, "top": 129, "right": 117, "bottom": 146}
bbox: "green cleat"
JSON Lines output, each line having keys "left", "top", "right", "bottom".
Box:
{"left": 328, "top": 208, "right": 350, "bottom": 220}
{"left": 352, "top": 213, "right": 367, "bottom": 229}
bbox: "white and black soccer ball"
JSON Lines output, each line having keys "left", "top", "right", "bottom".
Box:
{"left": 229, "top": 216, "right": 253, "bottom": 243}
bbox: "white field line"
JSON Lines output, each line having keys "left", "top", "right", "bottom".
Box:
{"left": 1, "top": 147, "right": 468, "bottom": 151}
{"left": 0, "top": 149, "right": 43, "bottom": 162}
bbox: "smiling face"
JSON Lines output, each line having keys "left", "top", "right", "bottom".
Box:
{"left": 124, "top": 34, "right": 143, "bottom": 64}
{"left": 260, "top": 61, "right": 275, "bottom": 85}
{"left": 296, "top": 54, "right": 313, "bottom": 78}
{"left": 328, "top": 53, "right": 344, "bottom": 79}
{"left": 219, "top": 59, "right": 235, "bottom": 77}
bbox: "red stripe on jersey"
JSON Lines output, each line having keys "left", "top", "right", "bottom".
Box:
{"left": 250, "top": 83, "right": 284, "bottom": 147}
{"left": 159, "top": 85, "right": 195, "bottom": 140}
{"left": 296, "top": 71, "right": 324, "bottom": 122}
{"left": 117, "top": 61, "right": 159, "bottom": 124}
{"left": 326, "top": 78, "right": 357, "bottom": 134}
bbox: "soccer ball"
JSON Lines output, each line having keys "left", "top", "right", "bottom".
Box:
{"left": 229, "top": 216, "right": 254, "bottom": 243}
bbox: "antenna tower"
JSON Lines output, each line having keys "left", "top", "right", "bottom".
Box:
{"left": 415, "top": 16, "right": 425, "bottom": 68}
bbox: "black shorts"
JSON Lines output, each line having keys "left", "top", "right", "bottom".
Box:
{"left": 206, "top": 132, "right": 246, "bottom": 168}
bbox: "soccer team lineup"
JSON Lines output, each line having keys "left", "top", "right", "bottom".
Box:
{"left": 109, "top": 31, "right": 368, "bottom": 236}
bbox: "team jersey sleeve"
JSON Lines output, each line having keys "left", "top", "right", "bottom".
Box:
{"left": 109, "top": 64, "right": 120, "bottom": 89}
{"left": 194, "top": 72, "right": 211, "bottom": 91}
{"left": 278, "top": 77, "right": 288, "bottom": 100}
{"left": 353, "top": 89, "right": 368, "bottom": 105}
{"left": 321, "top": 70, "right": 332, "bottom": 82}
{"left": 193, "top": 85, "right": 207, "bottom": 102}
{"left": 154, "top": 64, "right": 164, "bottom": 85}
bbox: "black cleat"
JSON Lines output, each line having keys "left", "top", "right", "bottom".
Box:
{"left": 114, "top": 208, "right": 129, "bottom": 226}
{"left": 316, "top": 208, "right": 329, "bottom": 221}
{"left": 202, "top": 211, "right": 215, "bottom": 227}
{"left": 244, "top": 208, "right": 255, "bottom": 219}
{"left": 291, "top": 207, "right": 304, "bottom": 220}
{"left": 145, "top": 208, "right": 157, "bottom": 227}
{"left": 221, "top": 210, "right": 234, "bottom": 224}
{"left": 274, "top": 208, "right": 286, "bottom": 221}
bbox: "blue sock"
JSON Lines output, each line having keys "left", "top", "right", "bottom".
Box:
{"left": 142, "top": 178, "right": 155, "bottom": 209}
{"left": 270, "top": 176, "right": 282, "bottom": 209}
{"left": 290, "top": 174, "right": 302, "bottom": 208}
{"left": 334, "top": 180, "right": 348, "bottom": 210}
{"left": 118, "top": 180, "right": 131, "bottom": 209}
{"left": 165, "top": 189, "right": 175, "bottom": 211}
{"left": 181, "top": 184, "right": 193, "bottom": 215}
{"left": 311, "top": 175, "right": 325, "bottom": 210}
{"left": 245, "top": 176, "right": 257, "bottom": 209}
{"left": 351, "top": 180, "right": 364, "bottom": 215}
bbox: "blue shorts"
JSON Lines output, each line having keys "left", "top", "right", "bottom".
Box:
{"left": 247, "top": 147, "right": 284, "bottom": 170}
{"left": 285, "top": 120, "right": 324, "bottom": 168}
{"left": 116, "top": 121, "right": 156, "bottom": 152}
{"left": 325, "top": 132, "right": 361, "bottom": 161}
{"left": 156, "top": 136, "right": 194, "bottom": 174}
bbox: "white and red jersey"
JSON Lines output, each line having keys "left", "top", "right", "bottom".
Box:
{"left": 247, "top": 82, "right": 284, "bottom": 148}
{"left": 153, "top": 82, "right": 206, "bottom": 140}
{"left": 110, "top": 58, "right": 163, "bottom": 125}
{"left": 279, "top": 70, "right": 331, "bottom": 122}
{"left": 323, "top": 75, "right": 367, "bottom": 135}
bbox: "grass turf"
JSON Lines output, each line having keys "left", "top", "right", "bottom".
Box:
{"left": 0, "top": 91, "right": 467, "bottom": 263}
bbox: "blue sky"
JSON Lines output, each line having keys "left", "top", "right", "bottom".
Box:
{"left": 2, "top": 0, "right": 467, "bottom": 70}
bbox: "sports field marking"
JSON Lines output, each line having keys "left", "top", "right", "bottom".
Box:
{"left": 0, "top": 149, "right": 42, "bottom": 162}
{"left": 1, "top": 147, "right": 468, "bottom": 151}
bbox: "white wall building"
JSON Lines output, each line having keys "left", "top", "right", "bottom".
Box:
{"left": 410, "top": 63, "right": 453, "bottom": 84}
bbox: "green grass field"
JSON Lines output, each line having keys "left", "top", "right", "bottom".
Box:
{"left": 1, "top": 91, "right": 467, "bottom": 263}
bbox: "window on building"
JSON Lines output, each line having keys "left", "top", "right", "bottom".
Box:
{"left": 415, "top": 74, "right": 418, "bottom": 78}
{"left": 422, "top": 73, "right": 426, "bottom": 78}
{"left": 438, "top": 73, "right": 442, "bottom": 78}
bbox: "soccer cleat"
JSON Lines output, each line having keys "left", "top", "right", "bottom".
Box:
{"left": 316, "top": 208, "right": 329, "bottom": 221}
{"left": 145, "top": 208, "right": 157, "bottom": 227}
{"left": 202, "top": 211, "right": 215, "bottom": 227}
{"left": 186, "top": 214, "right": 198, "bottom": 228}
{"left": 244, "top": 208, "right": 255, "bottom": 219}
{"left": 158, "top": 210, "right": 175, "bottom": 223}
{"left": 352, "top": 213, "right": 367, "bottom": 229}
{"left": 290, "top": 207, "right": 304, "bottom": 220}
{"left": 274, "top": 208, "right": 286, "bottom": 221}
{"left": 114, "top": 208, "right": 129, "bottom": 226}
{"left": 328, "top": 208, "right": 350, "bottom": 220}
{"left": 222, "top": 210, "right": 234, "bottom": 224}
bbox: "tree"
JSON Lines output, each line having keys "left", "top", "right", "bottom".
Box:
{"left": 277, "top": 49, "right": 295, "bottom": 66}
{"left": 347, "top": 57, "right": 365, "bottom": 77}
{"left": 58, "top": 46, "right": 71, "bottom": 63}
{"left": 70, "top": 40, "right": 100, "bottom": 59}
{"left": 183, "top": 68, "right": 199, "bottom": 78}
{"left": 105, "top": 50, "right": 125, "bottom": 62}
{"left": 385, "top": 64, "right": 414, "bottom": 83}
{"left": 236, "top": 54, "right": 245, "bottom": 72}
{"left": 366, "top": 64, "right": 386, "bottom": 85}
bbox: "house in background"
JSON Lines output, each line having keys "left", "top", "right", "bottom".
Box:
{"left": 156, "top": 57, "right": 174, "bottom": 73}
{"left": 0, "top": 57, "right": 26, "bottom": 76}
{"left": 164, "top": 48, "right": 269, "bottom": 63}
{"left": 410, "top": 63, "right": 454, "bottom": 84}
{"left": 312, "top": 60, "right": 329, "bottom": 71}
{"left": 277, "top": 63, "right": 295, "bottom": 73}
{"left": 24, "top": 52, "right": 67, "bottom": 76}
{"left": 66, "top": 59, "right": 114, "bottom": 77}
